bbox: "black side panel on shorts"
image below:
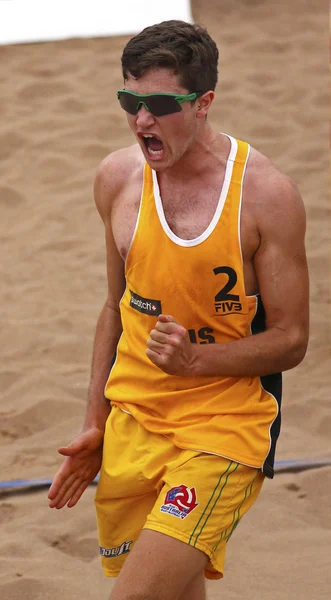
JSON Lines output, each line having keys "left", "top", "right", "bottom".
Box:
{"left": 251, "top": 295, "right": 282, "bottom": 479}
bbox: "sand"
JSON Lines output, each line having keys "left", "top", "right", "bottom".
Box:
{"left": 0, "top": 1, "right": 330, "bottom": 598}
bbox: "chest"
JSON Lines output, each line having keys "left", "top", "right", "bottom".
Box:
{"left": 159, "top": 183, "right": 222, "bottom": 239}
{"left": 113, "top": 185, "right": 255, "bottom": 260}
{"left": 112, "top": 189, "right": 221, "bottom": 261}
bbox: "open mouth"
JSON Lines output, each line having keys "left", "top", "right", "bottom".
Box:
{"left": 141, "top": 134, "right": 164, "bottom": 160}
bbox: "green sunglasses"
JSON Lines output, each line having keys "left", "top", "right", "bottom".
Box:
{"left": 117, "top": 89, "right": 203, "bottom": 117}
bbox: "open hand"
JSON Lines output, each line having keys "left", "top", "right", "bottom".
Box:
{"left": 146, "top": 314, "right": 195, "bottom": 376}
{"left": 48, "top": 427, "right": 104, "bottom": 509}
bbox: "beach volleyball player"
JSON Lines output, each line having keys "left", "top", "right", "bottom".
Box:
{"left": 48, "top": 20, "right": 309, "bottom": 600}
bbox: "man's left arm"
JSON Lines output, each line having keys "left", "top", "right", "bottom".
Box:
{"left": 147, "top": 175, "right": 309, "bottom": 377}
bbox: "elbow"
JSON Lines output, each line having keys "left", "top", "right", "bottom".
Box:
{"left": 284, "top": 329, "right": 309, "bottom": 370}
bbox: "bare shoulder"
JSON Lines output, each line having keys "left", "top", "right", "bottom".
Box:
{"left": 245, "top": 146, "right": 306, "bottom": 235}
{"left": 94, "top": 144, "right": 144, "bottom": 222}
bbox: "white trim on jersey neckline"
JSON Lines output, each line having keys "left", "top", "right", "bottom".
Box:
{"left": 152, "top": 133, "right": 238, "bottom": 247}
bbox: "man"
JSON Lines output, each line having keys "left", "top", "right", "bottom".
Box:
{"left": 48, "top": 20, "right": 309, "bottom": 600}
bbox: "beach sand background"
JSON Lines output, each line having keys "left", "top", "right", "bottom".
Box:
{"left": 0, "top": 0, "right": 330, "bottom": 598}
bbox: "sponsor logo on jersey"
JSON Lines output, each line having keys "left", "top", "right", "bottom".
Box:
{"left": 214, "top": 301, "right": 243, "bottom": 315}
{"left": 129, "top": 290, "right": 162, "bottom": 316}
{"left": 213, "top": 266, "right": 244, "bottom": 315}
{"left": 100, "top": 540, "right": 132, "bottom": 558}
{"left": 160, "top": 485, "right": 198, "bottom": 520}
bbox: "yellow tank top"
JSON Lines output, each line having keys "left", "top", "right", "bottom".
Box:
{"left": 105, "top": 135, "right": 282, "bottom": 478}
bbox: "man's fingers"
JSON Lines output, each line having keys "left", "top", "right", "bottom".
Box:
{"left": 155, "top": 321, "right": 177, "bottom": 333}
{"left": 48, "top": 471, "right": 77, "bottom": 506}
{"left": 147, "top": 334, "right": 182, "bottom": 353}
{"left": 146, "top": 338, "right": 163, "bottom": 353}
{"left": 54, "top": 479, "right": 85, "bottom": 509}
{"left": 49, "top": 473, "right": 86, "bottom": 509}
{"left": 155, "top": 321, "right": 186, "bottom": 336}
{"left": 48, "top": 465, "right": 72, "bottom": 499}
{"left": 149, "top": 329, "right": 169, "bottom": 344}
{"left": 67, "top": 480, "right": 89, "bottom": 508}
{"left": 146, "top": 348, "right": 165, "bottom": 365}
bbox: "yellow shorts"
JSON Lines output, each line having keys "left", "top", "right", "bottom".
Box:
{"left": 95, "top": 406, "right": 264, "bottom": 580}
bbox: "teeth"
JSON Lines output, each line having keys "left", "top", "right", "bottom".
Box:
{"left": 142, "top": 134, "right": 154, "bottom": 138}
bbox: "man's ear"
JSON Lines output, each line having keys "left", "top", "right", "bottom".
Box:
{"left": 196, "top": 91, "right": 215, "bottom": 118}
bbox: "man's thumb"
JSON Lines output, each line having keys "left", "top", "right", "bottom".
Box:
{"left": 57, "top": 437, "right": 86, "bottom": 456}
{"left": 158, "top": 314, "right": 177, "bottom": 323}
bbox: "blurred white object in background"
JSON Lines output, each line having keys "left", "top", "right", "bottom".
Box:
{"left": 0, "top": 0, "right": 193, "bottom": 45}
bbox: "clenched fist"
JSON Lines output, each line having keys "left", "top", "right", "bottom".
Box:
{"left": 146, "top": 314, "right": 196, "bottom": 376}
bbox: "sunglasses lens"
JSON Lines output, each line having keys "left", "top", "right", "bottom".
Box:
{"left": 118, "top": 93, "right": 138, "bottom": 115}
{"left": 147, "top": 96, "right": 182, "bottom": 117}
{"left": 118, "top": 92, "right": 183, "bottom": 116}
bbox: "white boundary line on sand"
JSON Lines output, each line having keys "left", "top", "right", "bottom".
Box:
{"left": 0, "top": 0, "right": 193, "bottom": 45}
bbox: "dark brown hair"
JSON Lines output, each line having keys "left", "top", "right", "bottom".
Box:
{"left": 121, "top": 20, "right": 219, "bottom": 93}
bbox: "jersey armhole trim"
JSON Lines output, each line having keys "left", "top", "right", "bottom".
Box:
{"left": 237, "top": 142, "right": 251, "bottom": 267}
{"left": 124, "top": 164, "right": 145, "bottom": 270}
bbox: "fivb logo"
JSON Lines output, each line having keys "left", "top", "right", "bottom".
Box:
{"left": 100, "top": 540, "right": 132, "bottom": 558}
{"left": 214, "top": 266, "right": 243, "bottom": 315}
{"left": 129, "top": 290, "right": 162, "bottom": 316}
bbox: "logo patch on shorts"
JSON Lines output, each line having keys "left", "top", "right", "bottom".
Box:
{"left": 129, "top": 290, "right": 162, "bottom": 316}
{"left": 100, "top": 540, "right": 132, "bottom": 558}
{"left": 160, "top": 485, "right": 198, "bottom": 519}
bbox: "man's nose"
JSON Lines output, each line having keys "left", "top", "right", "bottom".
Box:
{"left": 135, "top": 103, "right": 155, "bottom": 127}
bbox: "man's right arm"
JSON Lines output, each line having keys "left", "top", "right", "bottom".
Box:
{"left": 82, "top": 156, "right": 126, "bottom": 433}
{"left": 48, "top": 151, "right": 127, "bottom": 509}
